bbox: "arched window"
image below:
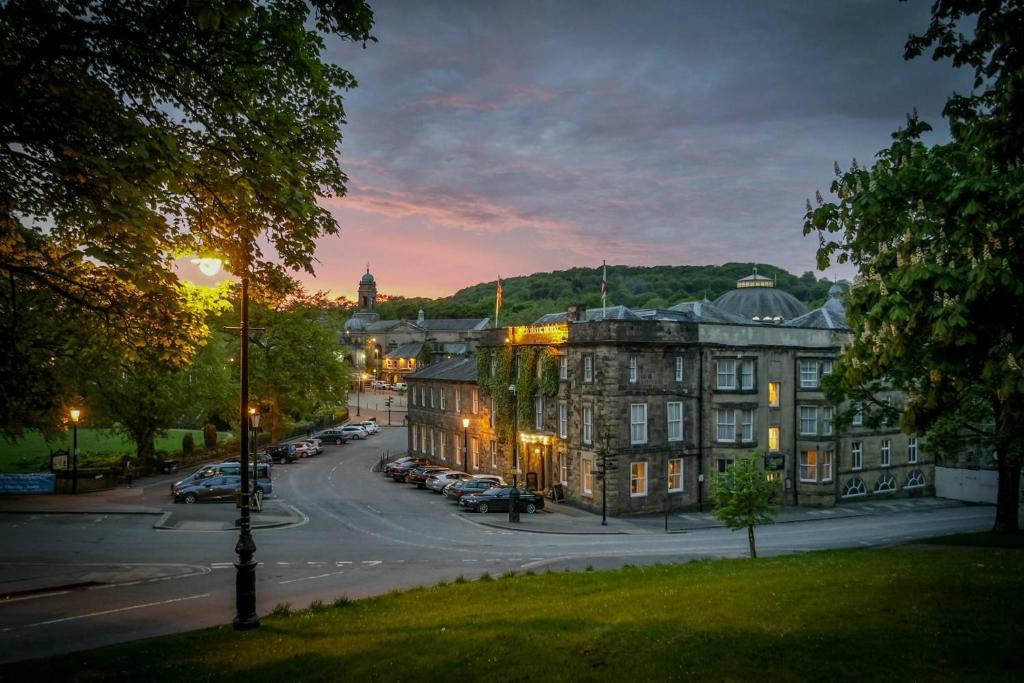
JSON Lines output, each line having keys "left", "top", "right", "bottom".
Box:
{"left": 874, "top": 473, "right": 897, "bottom": 493}
{"left": 841, "top": 477, "right": 867, "bottom": 498}
{"left": 905, "top": 470, "right": 925, "bottom": 489}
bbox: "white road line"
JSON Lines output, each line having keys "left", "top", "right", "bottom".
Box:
{"left": 461, "top": 559, "right": 478, "bottom": 563}
{"left": 279, "top": 571, "right": 344, "bottom": 585}
{"left": 0, "top": 590, "right": 71, "bottom": 604}
{"left": 276, "top": 562, "right": 290, "bottom": 566}
{"left": 362, "top": 560, "right": 382, "bottom": 566}
{"left": 336, "top": 561, "right": 352, "bottom": 565}
{"left": 1, "top": 594, "right": 209, "bottom": 632}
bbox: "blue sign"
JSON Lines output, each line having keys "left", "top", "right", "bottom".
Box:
{"left": 0, "top": 473, "right": 56, "bottom": 495}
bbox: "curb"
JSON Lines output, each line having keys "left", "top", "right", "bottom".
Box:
{"left": 0, "top": 509, "right": 162, "bottom": 516}
{"left": 468, "top": 518, "right": 632, "bottom": 536}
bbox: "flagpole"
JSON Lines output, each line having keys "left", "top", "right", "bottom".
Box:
{"left": 602, "top": 260, "right": 607, "bottom": 319}
{"left": 495, "top": 276, "right": 501, "bottom": 329}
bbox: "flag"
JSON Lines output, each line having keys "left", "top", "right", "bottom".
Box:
{"left": 601, "top": 260, "right": 608, "bottom": 317}
{"left": 495, "top": 277, "right": 503, "bottom": 328}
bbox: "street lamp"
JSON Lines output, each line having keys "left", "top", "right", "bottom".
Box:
{"left": 69, "top": 408, "right": 81, "bottom": 494}
{"left": 356, "top": 372, "right": 367, "bottom": 417}
{"left": 507, "top": 383, "right": 520, "bottom": 523}
{"left": 462, "top": 417, "right": 470, "bottom": 472}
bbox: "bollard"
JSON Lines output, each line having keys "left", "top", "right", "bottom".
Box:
{"left": 508, "top": 485, "right": 520, "bottom": 523}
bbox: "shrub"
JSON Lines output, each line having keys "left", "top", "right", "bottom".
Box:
{"left": 203, "top": 424, "right": 218, "bottom": 449}
{"left": 181, "top": 432, "right": 195, "bottom": 456}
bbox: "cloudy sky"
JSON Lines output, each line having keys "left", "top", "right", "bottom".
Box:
{"left": 306, "top": 0, "right": 971, "bottom": 300}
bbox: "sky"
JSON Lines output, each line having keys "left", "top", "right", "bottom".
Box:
{"left": 303, "top": 0, "right": 972, "bottom": 301}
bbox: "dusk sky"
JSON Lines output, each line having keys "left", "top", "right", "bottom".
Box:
{"left": 307, "top": 0, "right": 972, "bottom": 301}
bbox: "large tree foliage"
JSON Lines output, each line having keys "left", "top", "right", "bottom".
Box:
{"left": 1, "top": 0, "right": 374, "bottom": 432}
{"left": 711, "top": 454, "right": 779, "bottom": 559}
{"left": 806, "top": 0, "right": 1024, "bottom": 533}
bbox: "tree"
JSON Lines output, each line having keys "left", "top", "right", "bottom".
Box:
{"left": 417, "top": 340, "right": 434, "bottom": 367}
{"left": 806, "top": 1, "right": 1024, "bottom": 534}
{"left": 1, "top": 0, "right": 374, "bottom": 431}
{"left": 711, "top": 454, "right": 779, "bottom": 558}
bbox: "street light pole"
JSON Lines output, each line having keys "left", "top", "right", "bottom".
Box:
{"left": 234, "top": 260, "right": 259, "bottom": 631}
{"left": 601, "top": 447, "right": 608, "bottom": 526}
{"left": 356, "top": 375, "right": 362, "bottom": 417}
{"left": 508, "top": 383, "right": 520, "bottom": 523}
{"left": 69, "top": 408, "right": 80, "bottom": 494}
{"left": 462, "top": 417, "right": 470, "bottom": 473}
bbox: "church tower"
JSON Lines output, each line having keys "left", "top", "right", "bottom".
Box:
{"left": 358, "top": 264, "right": 377, "bottom": 312}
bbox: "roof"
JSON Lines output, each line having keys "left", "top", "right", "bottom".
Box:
{"left": 358, "top": 318, "right": 490, "bottom": 334}
{"left": 360, "top": 267, "right": 375, "bottom": 285}
{"left": 713, "top": 287, "right": 809, "bottom": 321}
{"left": 385, "top": 342, "right": 423, "bottom": 359}
{"left": 668, "top": 300, "right": 751, "bottom": 324}
{"left": 783, "top": 296, "right": 849, "bottom": 330}
{"left": 533, "top": 305, "right": 640, "bottom": 324}
{"left": 407, "top": 357, "right": 479, "bottom": 382}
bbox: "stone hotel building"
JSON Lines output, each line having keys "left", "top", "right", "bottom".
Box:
{"left": 406, "top": 272, "right": 932, "bottom": 515}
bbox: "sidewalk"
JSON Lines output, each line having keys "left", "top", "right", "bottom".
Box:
{"left": 466, "top": 496, "right": 972, "bottom": 535}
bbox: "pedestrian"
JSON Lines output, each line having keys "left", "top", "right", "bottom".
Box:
{"left": 123, "top": 459, "right": 134, "bottom": 488}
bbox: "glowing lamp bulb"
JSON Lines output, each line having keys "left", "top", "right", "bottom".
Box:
{"left": 191, "top": 257, "right": 222, "bottom": 277}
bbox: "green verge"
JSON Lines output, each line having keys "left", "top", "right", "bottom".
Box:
{"left": 4, "top": 546, "right": 1022, "bottom": 682}
{"left": 0, "top": 429, "right": 232, "bottom": 472}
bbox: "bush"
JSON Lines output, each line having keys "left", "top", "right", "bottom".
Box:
{"left": 203, "top": 424, "right": 218, "bottom": 449}
{"left": 181, "top": 432, "right": 195, "bottom": 456}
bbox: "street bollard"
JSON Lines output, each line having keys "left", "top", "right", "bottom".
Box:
{"left": 508, "top": 485, "right": 520, "bottom": 523}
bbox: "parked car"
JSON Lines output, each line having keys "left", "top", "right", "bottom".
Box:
{"left": 173, "top": 474, "right": 243, "bottom": 504}
{"left": 460, "top": 487, "right": 545, "bottom": 514}
{"left": 392, "top": 382, "right": 408, "bottom": 391}
{"left": 301, "top": 438, "right": 323, "bottom": 455}
{"left": 383, "top": 456, "right": 414, "bottom": 476}
{"left": 360, "top": 420, "right": 380, "bottom": 435}
{"left": 407, "top": 465, "right": 450, "bottom": 489}
{"left": 293, "top": 442, "right": 314, "bottom": 458}
{"left": 266, "top": 443, "right": 298, "bottom": 464}
{"left": 390, "top": 458, "right": 433, "bottom": 482}
{"left": 171, "top": 463, "right": 272, "bottom": 498}
{"left": 443, "top": 476, "right": 504, "bottom": 501}
{"left": 370, "top": 379, "right": 388, "bottom": 389}
{"left": 224, "top": 451, "right": 273, "bottom": 465}
{"left": 340, "top": 424, "right": 369, "bottom": 440}
{"left": 426, "top": 470, "right": 470, "bottom": 493}
{"left": 317, "top": 429, "right": 349, "bottom": 445}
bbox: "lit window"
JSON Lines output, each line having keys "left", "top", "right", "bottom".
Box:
{"left": 851, "top": 441, "right": 863, "bottom": 470}
{"left": 471, "top": 437, "right": 479, "bottom": 469}
{"left": 472, "top": 389, "right": 479, "bottom": 414}
{"left": 454, "top": 389, "right": 461, "bottom": 414}
{"left": 489, "top": 397, "right": 495, "bottom": 428}
{"left": 630, "top": 403, "right": 648, "bottom": 445}
{"left": 559, "top": 452, "right": 568, "bottom": 485}
{"left": 799, "top": 450, "right": 817, "bottom": 482}
{"left": 768, "top": 425, "right": 780, "bottom": 451}
{"left": 429, "top": 428, "right": 435, "bottom": 457}
{"left": 582, "top": 404, "right": 593, "bottom": 445}
{"left": 667, "top": 402, "right": 683, "bottom": 442}
{"left": 740, "top": 359, "right": 755, "bottom": 390}
{"left": 628, "top": 355, "right": 638, "bottom": 383}
{"left": 881, "top": 439, "right": 891, "bottom": 466}
{"left": 490, "top": 440, "right": 496, "bottom": 468}
{"left": 675, "top": 356, "right": 684, "bottom": 382}
{"left": 582, "top": 457, "right": 593, "bottom": 495}
{"left": 583, "top": 356, "right": 594, "bottom": 383}
{"left": 799, "top": 406, "right": 818, "bottom": 435}
{"left": 440, "top": 431, "right": 447, "bottom": 462}
{"left": 799, "top": 360, "right": 819, "bottom": 388}
{"left": 716, "top": 359, "right": 736, "bottom": 390}
{"left": 768, "top": 381, "right": 781, "bottom": 407}
{"left": 822, "top": 449, "right": 833, "bottom": 482}
{"left": 716, "top": 410, "right": 736, "bottom": 442}
{"left": 668, "top": 458, "right": 684, "bottom": 492}
{"left": 822, "top": 406, "right": 834, "bottom": 436}
{"left": 559, "top": 355, "right": 568, "bottom": 380}
{"left": 559, "top": 403, "right": 568, "bottom": 438}
{"left": 908, "top": 437, "right": 919, "bottom": 463}
{"left": 630, "top": 461, "right": 648, "bottom": 497}
{"left": 534, "top": 396, "right": 544, "bottom": 430}
{"left": 741, "top": 408, "right": 755, "bottom": 442}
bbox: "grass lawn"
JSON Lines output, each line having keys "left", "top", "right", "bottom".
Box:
{"left": 5, "top": 546, "right": 1022, "bottom": 682}
{"left": 0, "top": 428, "right": 232, "bottom": 472}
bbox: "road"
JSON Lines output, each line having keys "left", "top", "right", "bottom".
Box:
{"left": 0, "top": 424, "right": 995, "bottom": 664}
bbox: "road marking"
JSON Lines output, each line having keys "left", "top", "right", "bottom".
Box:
{"left": 1, "top": 594, "right": 209, "bottom": 632}
{"left": 336, "top": 561, "right": 352, "bottom": 565}
{"left": 366, "top": 505, "right": 381, "bottom": 514}
{"left": 276, "top": 562, "right": 290, "bottom": 566}
{"left": 461, "top": 559, "right": 478, "bottom": 563}
{"left": 211, "top": 563, "right": 233, "bottom": 568}
{"left": 279, "top": 570, "right": 345, "bottom": 585}
{"left": 361, "top": 560, "right": 382, "bottom": 567}
{"left": 0, "top": 590, "right": 71, "bottom": 604}
{"left": 859, "top": 541, "right": 873, "bottom": 546}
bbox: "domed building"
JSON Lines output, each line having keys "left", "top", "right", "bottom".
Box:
{"left": 713, "top": 268, "right": 809, "bottom": 322}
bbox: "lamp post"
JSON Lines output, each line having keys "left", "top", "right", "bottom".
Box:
{"left": 69, "top": 408, "right": 81, "bottom": 494}
{"left": 356, "top": 373, "right": 367, "bottom": 417}
{"left": 507, "top": 383, "right": 520, "bottom": 523}
{"left": 462, "top": 417, "right": 470, "bottom": 473}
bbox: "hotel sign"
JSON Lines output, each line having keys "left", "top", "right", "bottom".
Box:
{"left": 507, "top": 323, "right": 569, "bottom": 345}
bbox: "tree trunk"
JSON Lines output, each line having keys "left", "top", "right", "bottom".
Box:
{"left": 134, "top": 428, "right": 156, "bottom": 470}
{"left": 993, "top": 451, "right": 1021, "bottom": 534}
{"left": 747, "top": 525, "right": 757, "bottom": 559}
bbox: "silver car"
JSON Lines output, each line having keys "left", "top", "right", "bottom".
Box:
{"left": 340, "top": 424, "right": 369, "bottom": 440}
{"left": 426, "top": 470, "right": 470, "bottom": 493}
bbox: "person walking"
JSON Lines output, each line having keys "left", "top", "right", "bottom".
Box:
{"left": 123, "top": 459, "right": 134, "bottom": 488}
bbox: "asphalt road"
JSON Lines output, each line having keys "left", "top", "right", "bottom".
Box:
{"left": 0, "top": 425, "right": 995, "bottom": 664}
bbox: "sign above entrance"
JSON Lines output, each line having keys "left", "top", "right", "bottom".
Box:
{"left": 506, "top": 323, "right": 568, "bottom": 346}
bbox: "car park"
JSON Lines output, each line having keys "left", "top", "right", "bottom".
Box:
{"left": 266, "top": 443, "right": 298, "bottom": 464}
{"left": 317, "top": 429, "right": 349, "bottom": 445}
{"left": 171, "top": 463, "right": 272, "bottom": 498}
{"left": 340, "top": 424, "right": 369, "bottom": 440}
{"left": 459, "top": 487, "right": 545, "bottom": 514}
{"left": 426, "top": 470, "right": 470, "bottom": 493}
{"left": 407, "top": 465, "right": 450, "bottom": 489}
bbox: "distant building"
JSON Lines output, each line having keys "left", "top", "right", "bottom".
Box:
{"left": 340, "top": 267, "right": 491, "bottom": 384}
{"left": 406, "top": 271, "right": 933, "bottom": 515}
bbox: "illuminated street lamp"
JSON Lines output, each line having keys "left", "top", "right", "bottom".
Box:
{"left": 462, "top": 417, "right": 470, "bottom": 473}
{"left": 69, "top": 408, "right": 81, "bottom": 494}
{"left": 356, "top": 372, "right": 368, "bottom": 417}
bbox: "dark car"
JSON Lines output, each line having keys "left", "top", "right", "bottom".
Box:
{"left": 173, "top": 474, "right": 243, "bottom": 504}
{"left": 171, "top": 463, "right": 272, "bottom": 497}
{"left": 383, "top": 456, "right": 414, "bottom": 476}
{"left": 407, "top": 466, "right": 450, "bottom": 489}
{"left": 224, "top": 451, "right": 273, "bottom": 465}
{"left": 444, "top": 477, "right": 500, "bottom": 501}
{"left": 266, "top": 444, "right": 298, "bottom": 464}
{"left": 459, "top": 487, "right": 545, "bottom": 514}
{"left": 317, "top": 429, "right": 349, "bottom": 445}
{"left": 390, "top": 458, "right": 433, "bottom": 482}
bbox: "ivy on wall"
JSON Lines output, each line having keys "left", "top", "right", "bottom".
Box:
{"left": 516, "top": 347, "right": 539, "bottom": 427}
{"left": 540, "top": 349, "right": 560, "bottom": 397}
{"left": 476, "top": 345, "right": 561, "bottom": 443}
